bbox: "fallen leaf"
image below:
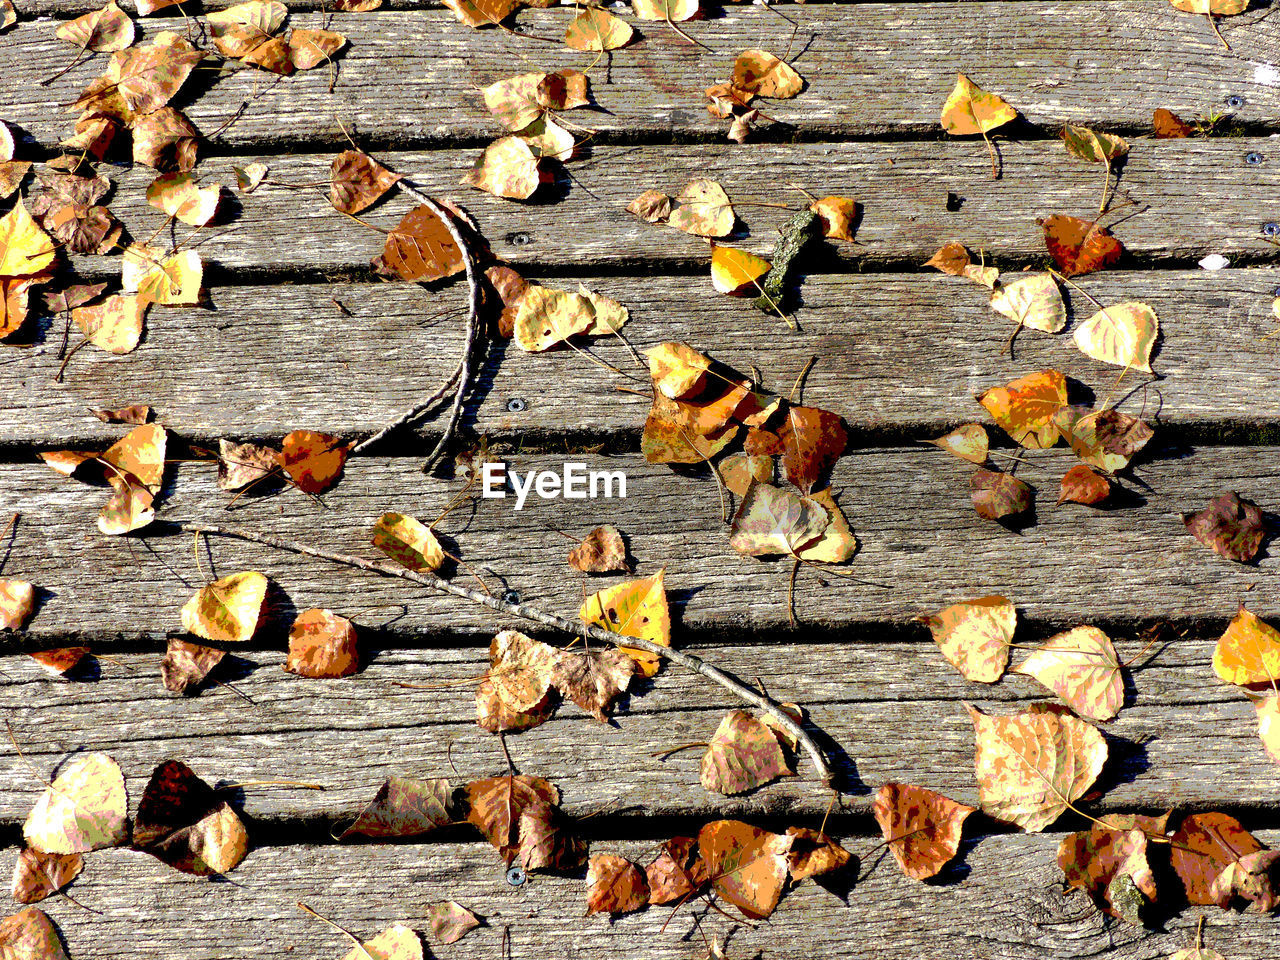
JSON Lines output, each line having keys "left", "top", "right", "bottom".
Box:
{"left": 512, "top": 286, "right": 594, "bottom": 351}
{"left": 462, "top": 136, "right": 544, "bottom": 200}
{"left": 234, "top": 162, "right": 269, "bottom": 193}
{"left": 729, "top": 481, "right": 829, "bottom": 557}
{"left": 700, "top": 709, "right": 793, "bottom": 795}
{"left": 1061, "top": 125, "right": 1130, "bottom": 163}
{"left": 279, "top": 429, "right": 348, "bottom": 494}
{"left": 217, "top": 439, "right": 279, "bottom": 491}
{"left": 968, "top": 704, "right": 1108, "bottom": 832}
{"left": 1153, "top": 108, "right": 1193, "bottom": 139}
{"left": 551, "top": 646, "right": 637, "bottom": 721}
{"left": 577, "top": 283, "right": 628, "bottom": 335}
{"left": 24, "top": 753, "right": 128, "bottom": 854}
{"left": 101, "top": 422, "right": 166, "bottom": 492}
{"left": 426, "top": 901, "right": 480, "bottom": 944}
{"left": 809, "top": 196, "right": 858, "bottom": 241}
{"left": 483, "top": 264, "right": 529, "bottom": 337}
{"left": 669, "top": 179, "right": 734, "bottom": 238}
{"left": 771, "top": 405, "right": 848, "bottom": 494}
{"left": 632, "top": 0, "right": 699, "bottom": 21}
{"left": 60, "top": 113, "right": 118, "bottom": 161}
{"left": 1058, "top": 464, "right": 1110, "bottom": 505}
{"left": 925, "top": 242, "right": 971, "bottom": 276}
{"left": 284, "top": 608, "right": 359, "bottom": 678}
{"left": 72, "top": 294, "right": 145, "bottom": 353}
{"left": 1073, "top": 302, "right": 1158, "bottom": 372}
{"left": 1184, "top": 492, "right": 1265, "bottom": 564}
{"left": 1058, "top": 812, "right": 1170, "bottom": 917}
{"left": 339, "top": 925, "right": 423, "bottom": 960}
{"left": 940, "top": 73, "right": 1017, "bottom": 135}
{"left": 444, "top": 0, "right": 523, "bottom": 28}
{"left": 785, "top": 827, "right": 854, "bottom": 881}
{"left": 57, "top": 1, "right": 134, "bottom": 52}
{"left": 28, "top": 648, "right": 89, "bottom": 677}
{"left": 718, "top": 453, "right": 773, "bottom": 497}
{"left": 374, "top": 203, "right": 465, "bottom": 284}
{"left": 627, "top": 190, "right": 672, "bottom": 223}
{"left": 206, "top": 1, "right": 288, "bottom": 60}
{"left": 1170, "top": 811, "right": 1265, "bottom": 905}
{"left": 964, "top": 263, "right": 999, "bottom": 289}
{"left": 977, "top": 369, "right": 1067, "bottom": 448}
{"left": 919, "top": 595, "right": 1015, "bottom": 683}
{"left": 872, "top": 783, "right": 975, "bottom": 880}
{"left": 161, "top": 638, "right": 225, "bottom": 694}
{"left": 569, "top": 525, "right": 628, "bottom": 573}
{"left": 0, "top": 201, "right": 56, "bottom": 278}
{"left": 372, "top": 512, "right": 446, "bottom": 572}
{"left": 122, "top": 244, "right": 202, "bottom": 306}
{"left": 128, "top": 106, "right": 200, "bottom": 172}
{"left": 340, "top": 777, "right": 456, "bottom": 839}
{"left": 646, "top": 836, "right": 707, "bottom": 904}
{"left": 0, "top": 579, "right": 35, "bottom": 630}
{"left": 97, "top": 473, "right": 156, "bottom": 536}
{"left": 579, "top": 570, "right": 670, "bottom": 678}
{"left": 991, "top": 272, "right": 1066, "bottom": 334}
{"left": 970, "top": 468, "right": 1033, "bottom": 522}
{"left": 464, "top": 775, "right": 577, "bottom": 869}
{"left": 1214, "top": 606, "right": 1280, "bottom": 686}
{"left": 1040, "top": 214, "right": 1124, "bottom": 277}
{"left": 642, "top": 391, "right": 738, "bottom": 464}
{"left": 331, "top": 150, "right": 402, "bottom": 215}
{"left": 0, "top": 908, "right": 70, "bottom": 960}
{"left": 134, "top": 760, "right": 248, "bottom": 875}
{"left": 91, "top": 404, "right": 151, "bottom": 425}
{"left": 488, "top": 630, "right": 558, "bottom": 712}
{"left": 180, "top": 571, "right": 268, "bottom": 643}
{"left": 646, "top": 342, "right": 711, "bottom": 399}
{"left": 76, "top": 33, "right": 204, "bottom": 120}
{"left": 731, "top": 49, "right": 803, "bottom": 99}
{"left": 1169, "top": 0, "right": 1247, "bottom": 13}
{"left": 289, "top": 27, "right": 346, "bottom": 70}
{"left": 146, "top": 172, "right": 220, "bottom": 226}
{"left": 929, "top": 423, "right": 988, "bottom": 464}
{"left": 1210, "top": 849, "right": 1280, "bottom": 912}
{"left": 0, "top": 161, "right": 31, "bottom": 200}
{"left": 564, "top": 7, "right": 633, "bottom": 50}
{"left": 586, "top": 854, "right": 649, "bottom": 915}
{"left": 795, "top": 488, "right": 857, "bottom": 564}
{"left": 710, "top": 245, "right": 770, "bottom": 296}
{"left": 1255, "top": 696, "right": 1280, "bottom": 764}
{"left": 517, "top": 115, "right": 576, "bottom": 161}
{"left": 1016, "top": 625, "right": 1123, "bottom": 721}
{"left": 475, "top": 673, "right": 555, "bottom": 734}
{"left": 10, "top": 850, "right": 83, "bottom": 905}
{"left": 1057, "top": 407, "right": 1153, "bottom": 473}
{"left": 697, "top": 820, "right": 792, "bottom": 920}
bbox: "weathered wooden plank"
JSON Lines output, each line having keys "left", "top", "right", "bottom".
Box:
{"left": 6, "top": 834, "right": 1279, "bottom": 960}
{"left": 5, "top": 270, "right": 1279, "bottom": 447}
{"left": 0, "top": 638, "right": 1267, "bottom": 821}
{"left": 2, "top": 3, "right": 1278, "bottom": 149}
{"left": 34, "top": 138, "right": 1280, "bottom": 278}
{"left": 3, "top": 447, "right": 1279, "bottom": 642}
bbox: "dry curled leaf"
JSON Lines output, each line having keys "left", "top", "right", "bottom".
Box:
{"left": 91, "top": 404, "right": 151, "bottom": 425}
{"left": 462, "top": 136, "right": 544, "bottom": 200}
{"left": 731, "top": 49, "right": 803, "bottom": 99}
{"left": 551, "top": 646, "right": 637, "bottom": 721}
{"left": 488, "top": 629, "right": 558, "bottom": 713}
{"left": 700, "top": 709, "right": 793, "bottom": 796}
{"left": 729, "top": 481, "right": 829, "bottom": 558}
{"left": 809, "top": 196, "right": 858, "bottom": 242}
{"left": 24, "top": 753, "right": 128, "bottom": 854}
{"left": 970, "top": 468, "right": 1033, "bottom": 522}
{"left": 785, "top": 827, "right": 854, "bottom": 882}
{"left": 285, "top": 608, "right": 359, "bottom": 678}
{"left": 919, "top": 595, "right": 1015, "bottom": 683}
{"left": 340, "top": 777, "right": 455, "bottom": 840}
{"left": 627, "top": 189, "right": 672, "bottom": 223}
{"left": 991, "top": 272, "right": 1065, "bottom": 334}
{"left": 10, "top": 849, "right": 83, "bottom": 905}
{"left": 710, "top": 245, "right": 770, "bottom": 296}
{"left": 206, "top": 1, "right": 288, "bottom": 61}
{"left": 464, "top": 775, "right": 582, "bottom": 870}
{"left": 372, "top": 512, "right": 445, "bottom": 572}
{"left": 977, "top": 369, "right": 1067, "bottom": 449}
{"left": 1061, "top": 125, "right": 1130, "bottom": 163}
{"left": 330, "top": 150, "right": 402, "bottom": 215}
{"left": 28, "top": 648, "right": 89, "bottom": 677}
{"left": 872, "top": 783, "right": 975, "bottom": 880}
{"left": 968, "top": 704, "right": 1107, "bottom": 832}
{"left": 146, "top": 172, "right": 220, "bottom": 227}
{"left": 180, "top": 571, "right": 268, "bottom": 644}
{"left": 1056, "top": 407, "right": 1153, "bottom": 474}
{"left": 0, "top": 908, "right": 70, "bottom": 960}
{"left": 1016, "top": 625, "right": 1123, "bottom": 721}
{"left": 217, "top": 439, "right": 279, "bottom": 492}
{"left": 161, "top": 638, "right": 225, "bottom": 694}
{"left": 279, "top": 429, "right": 348, "bottom": 494}
{"left": 646, "top": 836, "right": 707, "bottom": 905}
{"left": 56, "top": 2, "right": 134, "bottom": 52}
{"left": 568, "top": 525, "right": 628, "bottom": 574}
{"left": 374, "top": 203, "right": 464, "bottom": 283}
{"left": 129, "top": 106, "right": 200, "bottom": 172}
{"left": 795, "top": 488, "right": 857, "bottom": 564}
{"left": 234, "top": 162, "right": 269, "bottom": 193}
{"left": 1210, "top": 849, "right": 1280, "bottom": 912}
{"left": 669, "top": 179, "right": 734, "bottom": 238}
{"left": 426, "top": 901, "right": 480, "bottom": 944}
{"left": 1171, "top": 811, "right": 1264, "bottom": 905}
{"left": 1040, "top": 214, "right": 1123, "bottom": 277}
{"left": 579, "top": 570, "right": 670, "bottom": 678}
{"left": 926, "top": 242, "right": 971, "bottom": 276}
{"left": 1153, "top": 108, "right": 1193, "bottom": 139}
{"left": 564, "top": 7, "right": 632, "bottom": 51}
{"left": 134, "top": 760, "right": 248, "bottom": 875}
{"left": 1184, "top": 492, "right": 1265, "bottom": 563}
{"left": 586, "top": 854, "right": 649, "bottom": 915}
{"left": 1058, "top": 812, "right": 1169, "bottom": 918}
{"left": 0, "top": 579, "right": 35, "bottom": 630}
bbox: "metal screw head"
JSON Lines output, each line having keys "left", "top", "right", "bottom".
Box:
{"left": 1226, "top": 95, "right": 1246, "bottom": 109}
{"left": 1246, "top": 152, "right": 1264, "bottom": 166}
{"left": 505, "top": 866, "right": 527, "bottom": 886}
{"left": 1273, "top": 286, "right": 1280, "bottom": 297}
{"left": 505, "top": 231, "right": 533, "bottom": 246}
{"left": 506, "top": 397, "right": 528, "bottom": 413}
{"left": 502, "top": 590, "right": 521, "bottom": 606}
{"left": 1264, "top": 222, "right": 1280, "bottom": 238}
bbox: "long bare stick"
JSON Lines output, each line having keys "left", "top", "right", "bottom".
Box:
{"left": 174, "top": 521, "right": 834, "bottom": 787}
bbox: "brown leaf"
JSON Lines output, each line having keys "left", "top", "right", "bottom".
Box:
{"left": 772, "top": 405, "right": 848, "bottom": 494}
{"left": 700, "top": 710, "right": 793, "bottom": 795}
{"left": 970, "top": 468, "right": 1033, "bottom": 522}
{"left": 330, "top": 150, "right": 402, "bottom": 215}
{"left": 129, "top": 106, "right": 200, "bottom": 172}
{"left": 374, "top": 204, "right": 465, "bottom": 282}
{"left": 551, "top": 646, "right": 637, "bottom": 722}
{"left": 568, "top": 525, "right": 629, "bottom": 574}
{"left": 340, "top": 777, "right": 456, "bottom": 839}
{"left": 28, "top": 648, "right": 90, "bottom": 677}
{"left": 697, "top": 820, "right": 793, "bottom": 920}
{"left": 217, "top": 438, "right": 280, "bottom": 491}
{"left": 1040, "top": 214, "right": 1124, "bottom": 277}
{"left": 925, "top": 242, "right": 972, "bottom": 276}
{"left": 134, "top": 759, "right": 248, "bottom": 875}
{"left": 627, "top": 189, "right": 671, "bottom": 223}
{"left": 872, "top": 783, "right": 975, "bottom": 880}
{"left": 809, "top": 196, "right": 858, "bottom": 242}
{"left": 1058, "top": 464, "right": 1110, "bottom": 506}
{"left": 585, "top": 854, "right": 649, "bottom": 915}
{"left": 42, "top": 282, "right": 108, "bottom": 316}
{"left": 1058, "top": 812, "right": 1170, "bottom": 917}
{"left": 1210, "top": 849, "right": 1280, "bottom": 912}
{"left": 0, "top": 908, "right": 70, "bottom": 960}
{"left": 160, "top": 638, "right": 225, "bottom": 694}
{"left": 645, "top": 836, "right": 707, "bottom": 904}
{"left": 475, "top": 674, "right": 555, "bottom": 734}
{"left": 1153, "top": 107, "right": 1193, "bottom": 139}
{"left": 426, "top": 901, "right": 480, "bottom": 944}
{"left": 10, "top": 850, "right": 83, "bottom": 905}
{"left": 785, "top": 827, "right": 854, "bottom": 881}
{"left": 288, "top": 27, "right": 346, "bottom": 70}
{"left": 284, "top": 608, "right": 359, "bottom": 678}
{"left": 1171, "top": 812, "right": 1265, "bottom": 905}
{"left": 1056, "top": 407, "right": 1153, "bottom": 473}
{"left": 75, "top": 33, "right": 204, "bottom": 120}
{"left": 464, "top": 775, "right": 580, "bottom": 869}
{"left": 483, "top": 264, "right": 529, "bottom": 338}
{"left": 278, "top": 430, "right": 348, "bottom": 494}
{"left": 90, "top": 404, "right": 151, "bottom": 425}
{"left": 1183, "top": 491, "right": 1265, "bottom": 563}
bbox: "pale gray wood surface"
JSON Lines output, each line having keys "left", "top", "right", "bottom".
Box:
{"left": 5, "top": 835, "right": 1279, "bottom": 960}
{"left": 35, "top": 139, "right": 1280, "bottom": 278}
{"left": 3, "top": 448, "right": 1279, "bottom": 642}
{"left": 0, "top": 639, "right": 1271, "bottom": 820}
{"left": 2, "top": 3, "right": 1279, "bottom": 149}
{"left": 6, "top": 270, "right": 1280, "bottom": 446}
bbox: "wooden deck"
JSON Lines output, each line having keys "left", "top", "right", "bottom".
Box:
{"left": 3, "top": 0, "right": 1280, "bottom": 956}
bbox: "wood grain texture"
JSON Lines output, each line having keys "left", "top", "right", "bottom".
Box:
{"left": 3, "top": 446, "right": 1280, "bottom": 642}
{"left": 29, "top": 138, "right": 1280, "bottom": 279}
{"left": 0, "top": 636, "right": 1270, "bottom": 821}
{"left": 5, "top": 269, "right": 1280, "bottom": 447}
{"left": 4, "top": 833, "right": 1279, "bottom": 960}
{"left": 2, "top": 3, "right": 1279, "bottom": 150}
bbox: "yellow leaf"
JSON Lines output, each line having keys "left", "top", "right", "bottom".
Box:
{"left": 0, "top": 201, "right": 56, "bottom": 278}
{"left": 564, "top": 8, "right": 633, "bottom": 51}
{"left": 731, "top": 49, "right": 803, "bottom": 100}
{"left": 795, "top": 488, "right": 857, "bottom": 564}
{"left": 669, "top": 179, "right": 734, "bottom": 238}
{"left": 646, "top": 342, "right": 710, "bottom": 399}
{"left": 23, "top": 753, "right": 128, "bottom": 854}
{"left": 122, "top": 244, "right": 202, "bottom": 306}
{"left": 0, "top": 578, "right": 35, "bottom": 630}
{"left": 1214, "top": 607, "right": 1280, "bottom": 686}
{"left": 145, "top": 172, "right": 221, "bottom": 226}
{"left": 461, "top": 136, "right": 544, "bottom": 200}
{"left": 941, "top": 73, "right": 1017, "bottom": 136}
{"left": 809, "top": 196, "right": 858, "bottom": 242}
{"left": 729, "top": 481, "right": 829, "bottom": 557}
{"left": 1073, "top": 301, "right": 1158, "bottom": 372}
{"left": 180, "top": 571, "right": 268, "bottom": 644}
{"left": 578, "top": 283, "right": 628, "bottom": 335}
{"left": 1015, "top": 626, "right": 1123, "bottom": 721}
{"left": 928, "top": 423, "right": 988, "bottom": 464}
{"left": 580, "top": 570, "right": 670, "bottom": 678}
{"left": 72, "top": 294, "right": 146, "bottom": 354}
{"left": 371, "top": 512, "right": 444, "bottom": 572}
{"left": 1169, "top": 0, "right": 1247, "bottom": 14}
{"left": 339, "top": 924, "right": 424, "bottom": 960}
{"left": 97, "top": 473, "right": 155, "bottom": 535}
{"left": 512, "top": 285, "right": 595, "bottom": 352}
{"left": 977, "top": 369, "right": 1068, "bottom": 449}
{"left": 206, "top": 1, "right": 287, "bottom": 60}
{"left": 1061, "top": 124, "right": 1129, "bottom": 163}
{"left": 710, "top": 245, "right": 770, "bottom": 295}
{"left": 482, "top": 73, "right": 545, "bottom": 131}
{"left": 631, "top": 0, "right": 698, "bottom": 22}
{"left": 56, "top": 1, "right": 134, "bottom": 52}
{"left": 990, "top": 273, "right": 1065, "bottom": 333}
{"left": 920, "top": 596, "right": 1015, "bottom": 683}
{"left": 101, "top": 422, "right": 167, "bottom": 492}
{"left": 963, "top": 264, "right": 999, "bottom": 288}
{"left": 1255, "top": 696, "right": 1280, "bottom": 765}
{"left": 488, "top": 629, "right": 558, "bottom": 712}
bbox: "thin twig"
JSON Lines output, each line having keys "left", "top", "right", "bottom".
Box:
{"left": 175, "top": 521, "right": 834, "bottom": 786}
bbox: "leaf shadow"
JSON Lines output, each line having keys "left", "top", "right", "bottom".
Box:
{"left": 1093, "top": 731, "right": 1151, "bottom": 794}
